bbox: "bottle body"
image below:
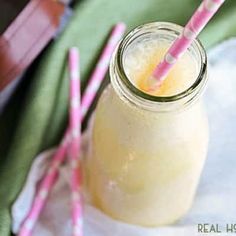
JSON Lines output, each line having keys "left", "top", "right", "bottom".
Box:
{"left": 88, "top": 84, "right": 208, "bottom": 226}
{"left": 86, "top": 22, "right": 209, "bottom": 226}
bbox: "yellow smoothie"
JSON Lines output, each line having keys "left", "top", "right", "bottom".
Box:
{"left": 124, "top": 40, "right": 197, "bottom": 96}
{"left": 87, "top": 23, "right": 209, "bottom": 226}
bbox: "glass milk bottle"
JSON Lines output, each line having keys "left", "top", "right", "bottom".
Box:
{"left": 87, "top": 22, "right": 209, "bottom": 226}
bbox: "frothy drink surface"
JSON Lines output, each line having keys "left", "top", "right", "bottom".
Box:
{"left": 124, "top": 40, "right": 198, "bottom": 96}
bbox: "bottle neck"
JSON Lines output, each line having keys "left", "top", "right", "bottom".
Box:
{"left": 110, "top": 22, "right": 208, "bottom": 113}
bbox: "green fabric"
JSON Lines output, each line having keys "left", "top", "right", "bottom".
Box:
{"left": 0, "top": 0, "right": 236, "bottom": 235}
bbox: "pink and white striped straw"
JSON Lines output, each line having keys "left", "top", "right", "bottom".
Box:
{"left": 18, "top": 22, "right": 126, "bottom": 236}
{"left": 18, "top": 130, "right": 70, "bottom": 236}
{"left": 150, "top": 0, "right": 225, "bottom": 89}
{"left": 68, "top": 47, "right": 83, "bottom": 236}
{"left": 81, "top": 22, "right": 126, "bottom": 118}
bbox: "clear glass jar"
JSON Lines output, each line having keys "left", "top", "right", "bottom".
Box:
{"left": 87, "top": 22, "right": 209, "bottom": 226}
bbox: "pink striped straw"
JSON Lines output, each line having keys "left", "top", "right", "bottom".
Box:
{"left": 68, "top": 47, "right": 83, "bottom": 236}
{"left": 18, "top": 130, "right": 70, "bottom": 236}
{"left": 81, "top": 22, "right": 126, "bottom": 118}
{"left": 150, "top": 0, "right": 225, "bottom": 89}
{"left": 18, "top": 22, "right": 126, "bottom": 236}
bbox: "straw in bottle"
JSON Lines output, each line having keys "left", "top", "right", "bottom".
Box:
{"left": 149, "top": 0, "right": 225, "bottom": 90}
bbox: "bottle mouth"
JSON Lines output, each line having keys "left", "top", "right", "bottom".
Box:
{"left": 113, "top": 22, "right": 207, "bottom": 104}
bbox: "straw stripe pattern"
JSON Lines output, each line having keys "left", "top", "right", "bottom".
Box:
{"left": 152, "top": 0, "right": 225, "bottom": 84}
{"left": 68, "top": 48, "right": 83, "bottom": 236}
{"left": 18, "top": 135, "right": 69, "bottom": 236}
{"left": 81, "top": 22, "right": 126, "bottom": 119}
{"left": 18, "top": 22, "right": 126, "bottom": 236}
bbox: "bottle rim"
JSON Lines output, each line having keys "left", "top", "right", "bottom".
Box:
{"left": 112, "top": 22, "right": 207, "bottom": 104}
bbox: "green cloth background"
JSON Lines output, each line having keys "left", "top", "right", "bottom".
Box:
{"left": 1, "top": 0, "right": 236, "bottom": 235}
